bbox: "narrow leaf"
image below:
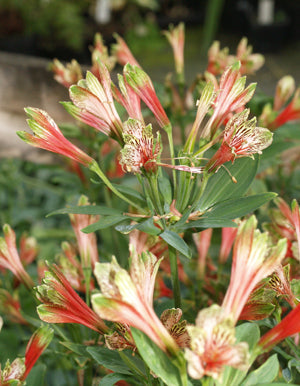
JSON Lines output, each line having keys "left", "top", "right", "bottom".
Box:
{"left": 197, "top": 156, "right": 259, "bottom": 211}
{"left": 82, "top": 216, "right": 126, "bottom": 233}
{"left": 241, "top": 354, "right": 279, "bottom": 386}
{"left": 87, "top": 347, "right": 132, "bottom": 375}
{"left": 131, "top": 328, "right": 182, "bottom": 386}
{"left": 160, "top": 230, "right": 191, "bottom": 258}
{"left": 47, "top": 205, "right": 121, "bottom": 217}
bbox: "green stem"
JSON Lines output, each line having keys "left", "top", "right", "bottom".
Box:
{"left": 169, "top": 245, "right": 181, "bottom": 308}
{"left": 165, "top": 124, "right": 177, "bottom": 199}
{"left": 83, "top": 266, "right": 92, "bottom": 307}
{"left": 191, "top": 172, "right": 210, "bottom": 210}
{"left": 90, "top": 161, "right": 145, "bottom": 213}
{"left": 147, "top": 174, "right": 163, "bottom": 215}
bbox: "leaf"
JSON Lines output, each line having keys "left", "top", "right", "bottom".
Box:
{"left": 87, "top": 346, "right": 132, "bottom": 375}
{"left": 47, "top": 205, "right": 121, "bottom": 217}
{"left": 181, "top": 218, "right": 237, "bottom": 230}
{"left": 82, "top": 216, "right": 126, "bottom": 233}
{"left": 131, "top": 328, "right": 182, "bottom": 386}
{"left": 202, "top": 193, "right": 277, "bottom": 220}
{"left": 99, "top": 373, "right": 141, "bottom": 386}
{"left": 25, "top": 364, "right": 47, "bottom": 386}
{"left": 197, "top": 156, "right": 259, "bottom": 211}
{"left": 60, "top": 341, "right": 89, "bottom": 356}
{"left": 241, "top": 354, "right": 279, "bottom": 385}
{"left": 115, "top": 217, "right": 160, "bottom": 236}
{"left": 111, "top": 183, "right": 146, "bottom": 205}
{"left": 221, "top": 323, "right": 260, "bottom": 386}
{"left": 158, "top": 175, "right": 173, "bottom": 205}
{"left": 160, "top": 230, "right": 191, "bottom": 259}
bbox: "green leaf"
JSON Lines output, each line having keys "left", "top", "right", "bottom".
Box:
{"left": 99, "top": 373, "right": 141, "bottom": 386}
{"left": 158, "top": 175, "right": 173, "bottom": 205}
{"left": 181, "top": 218, "right": 237, "bottom": 230}
{"left": 60, "top": 341, "right": 89, "bottom": 356}
{"left": 115, "top": 217, "right": 160, "bottom": 236}
{"left": 82, "top": 216, "right": 126, "bottom": 233}
{"left": 86, "top": 347, "right": 132, "bottom": 375}
{"left": 160, "top": 230, "right": 191, "bottom": 258}
{"left": 25, "top": 364, "right": 47, "bottom": 386}
{"left": 241, "top": 354, "right": 279, "bottom": 385}
{"left": 111, "top": 183, "right": 146, "bottom": 205}
{"left": 202, "top": 193, "right": 277, "bottom": 220}
{"left": 131, "top": 328, "right": 182, "bottom": 386}
{"left": 197, "top": 156, "right": 259, "bottom": 211}
{"left": 221, "top": 323, "right": 260, "bottom": 386}
{"left": 47, "top": 205, "right": 121, "bottom": 217}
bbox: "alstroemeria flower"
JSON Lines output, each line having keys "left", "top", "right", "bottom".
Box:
{"left": 273, "top": 75, "right": 295, "bottom": 111}
{"left": 50, "top": 58, "right": 83, "bottom": 88}
{"left": 111, "top": 73, "right": 144, "bottom": 122}
{"left": 0, "top": 289, "right": 28, "bottom": 325}
{"left": 206, "top": 38, "right": 264, "bottom": 76}
{"left": 160, "top": 308, "right": 190, "bottom": 348}
{"left": 222, "top": 216, "right": 287, "bottom": 323}
{"left": 124, "top": 64, "right": 171, "bottom": 130}
{"left": 163, "top": 23, "right": 185, "bottom": 79}
{"left": 111, "top": 34, "right": 141, "bottom": 68}
{"left": 258, "top": 301, "right": 300, "bottom": 352}
{"left": 219, "top": 225, "right": 238, "bottom": 264}
{"left": 36, "top": 263, "right": 108, "bottom": 334}
{"left": 206, "top": 109, "right": 273, "bottom": 173}
{"left": 68, "top": 61, "right": 124, "bottom": 143}
{"left": 201, "top": 62, "right": 257, "bottom": 139}
{"left": 192, "top": 229, "right": 213, "bottom": 279}
{"left": 21, "top": 325, "right": 53, "bottom": 381}
{"left": 119, "top": 118, "right": 161, "bottom": 174}
{"left": 57, "top": 241, "right": 95, "bottom": 293}
{"left": 264, "top": 198, "right": 300, "bottom": 260}
{"left": 69, "top": 195, "right": 99, "bottom": 269}
{"left": 0, "top": 224, "right": 34, "bottom": 289}
{"left": 91, "top": 33, "right": 116, "bottom": 74}
{"left": 92, "top": 248, "right": 179, "bottom": 355}
{"left": 270, "top": 88, "right": 300, "bottom": 130}
{"left": 269, "top": 264, "right": 298, "bottom": 308}
{"left": 18, "top": 108, "right": 94, "bottom": 168}
{"left": 185, "top": 305, "right": 249, "bottom": 380}
{"left": 0, "top": 325, "right": 53, "bottom": 384}
{"left": 19, "top": 233, "right": 38, "bottom": 266}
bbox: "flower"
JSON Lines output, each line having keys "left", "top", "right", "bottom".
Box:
{"left": 258, "top": 302, "right": 300, "bottom": 352}
{"left": 92, "top": 248, "right": 178, "bottom": 355}
{"left": 111, "top": 33, "right": 141, "bottom": 68}
{"left": 0, "top": 289, "right": 28, "bottom": 325}
{"left": 50, "top": 58, "right": 83, "bottom": 88}
{"left": 69, "top": 195, "right": 99, "bottom": 269}
{"left": 222, "top": 216, "right": 287, "bottom": 323}
{"left": 201, "top": 62, "right": 257, "bottom": 139}
{"left": 0, "top": 224, "right": 34, "bottom": 289}
{"left": 185, "top": 305, "right": 249, "bottom": 379}
{"left": 0, "top": 325, "right": 53, "bottom": 384}
{"left": 119, "top": 118, "right": 161, "bottom": 174}
{"left": 36, "top": 263, "right": 108, "bottom": 334}
{"left": 192, "top": 228, "right": 213, "bottom": 279}
{"left": 91, "top": 33, "right": 116, "bottom": 74}
{"left": 206, "top": 109, "right": 273, "bottom": 173}
{"left": 124, "top": 64, "right": 171, "bottom": 130}
{"left": 56, "top": 241, "right": 94, "bottom": 293}
{"left": 19, "top": 233, "right": 38, "bottom": 266}
{"left": 21, "top": 325, "right": 53, "bottom": 381}
{"left": 206, "top": 38, "right": 264, "bottom": 76}
{"left": 160, "top": 308, "right": 190, "bottom": 348}
{"left": 219, "top": 226, "right": 238, "bottom": 264}
{"left": 273, "top": 75, "right": 295, "bottom": 111}
{"left": 68, "top": 62, "right": 124, "bottom": 143}
{"left": 163, "top": 23, "right": 185, "bottom": 79}
{"left": 18, "top": 108, "right": 94, "bottom": 167}
{"left": 111, "top": 73, "right": 143, "bottom": 122}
